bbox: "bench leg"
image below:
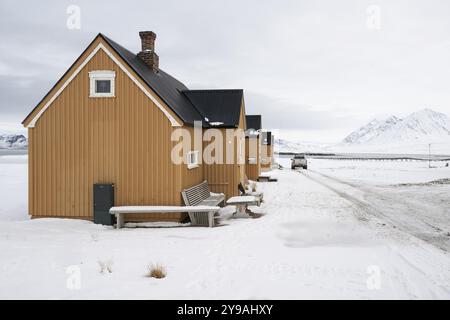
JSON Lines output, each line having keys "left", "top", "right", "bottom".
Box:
{"left": 236, "top": 204, "right": 247, "bottom": 215}
{"left": 115, "top": 213, "right": 124, "bottom": 229}
{"left": 208, "top": 211, "right": 214, "bottom": 228}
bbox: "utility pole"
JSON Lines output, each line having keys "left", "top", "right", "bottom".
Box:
{"left": 428, "top": 143, "right": 431, "bottom": 168}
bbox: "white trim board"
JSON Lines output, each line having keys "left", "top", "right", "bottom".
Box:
{"left": 26, "top": 42, "right": 182, "bottom": 128}
{"left": 89, "top": 70, "right": 116, "bottom": 98}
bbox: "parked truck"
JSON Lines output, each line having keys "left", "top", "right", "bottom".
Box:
{"left": 291, "top": 154, "right": 308, "bottom": 170}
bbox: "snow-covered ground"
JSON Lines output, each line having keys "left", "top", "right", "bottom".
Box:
{"left": 1, "top": 155, "right": 450, "bottom": 299}
{"left": 330, "top": 141, "right": 450, "bottom": 155}
{"left": 275, "top": 138, "right": 450, "bottom": 155}
{"left": 301, "top": 159, "right": 450, "bottom": 253}
{"left": 307, "top": 158, "right": 450, "bottom": 185}
{"left": 0, "top": 155, "right": 28, "bottom": 220}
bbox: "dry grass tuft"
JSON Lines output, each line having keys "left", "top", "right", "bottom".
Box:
{"left": 98, "top": 260, "right": 113, "bottom": 274}
{"left": 147, "top": 264, "right": 167, "bottom": 279}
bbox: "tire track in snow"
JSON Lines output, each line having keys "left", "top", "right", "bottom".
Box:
{"left": 294, "top": 168, "right": 450, "bottom": 296}
{"left": 297, "top": 169, "right": 450, "bottom": 253}
{"left": 312, "top": 171, "right": 449, "bottom": 235}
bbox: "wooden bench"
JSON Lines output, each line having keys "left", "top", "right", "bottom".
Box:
{"left": 181, "top": 180, "right": 225, "bottom": 226}
{"left": 110, "top": 206, "right": 220, "bottom": 229}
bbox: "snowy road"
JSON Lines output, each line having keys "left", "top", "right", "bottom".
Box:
{"left": 1, "top": 155, "right": 450, "bottom": 299}
{"left": 300, "top": 159, "right": 450, "bottom": 253}
{"left": 300, "top": 169, "right": 450, "bottom": 252}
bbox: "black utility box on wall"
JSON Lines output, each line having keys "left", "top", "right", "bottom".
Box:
{"left": 93, "top": 184, "right": 115, "bottom": 225}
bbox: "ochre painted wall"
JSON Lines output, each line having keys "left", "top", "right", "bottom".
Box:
{"left": 245, "top": 135, "right": 261, "bottom": 181}
{"left": 26, "top": 37, "right": 248, "bottom": 222}
{"left": 260, "top": 144, "right": 273, "bottom": 171}
{"left": 202, "top": 102, "right": 246, "bottom": 199}
{"left": 28, "top": 38, "right": 188, "bottom": 221}
{"left": 181, "top": 126, "right": 205, "bottom": 193}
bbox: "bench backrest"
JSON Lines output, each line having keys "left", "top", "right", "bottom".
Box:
{"left": 181, "top": 180, "right": 211, "bottom": 206}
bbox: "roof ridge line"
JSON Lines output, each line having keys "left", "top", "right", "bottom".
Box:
{"left": 182, "top": 89, "right": 243, "bottom": 92}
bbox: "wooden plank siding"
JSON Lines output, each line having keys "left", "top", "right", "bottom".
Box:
{"left": 28, "top": 38, "right": 188, "bottom": 221}
{"left": 202, "top": 101, "right": 246, "bottom": 199}
{"left": 260, "top": 144, "right": 273, "bottom": 171}
{"left": 181, "top": 127, "right": 205, "bottom": 192}
{"left": 245, "top": 135, "right": 261, "bottom": 181}
{"left": 238, "top": 105, "right": 246, "bottom": 184}
{"left": 26, "top": 36, "right": 248, "bottom": 222}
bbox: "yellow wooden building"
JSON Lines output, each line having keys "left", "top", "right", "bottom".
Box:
{"left": 261, "top": 131, "right": 274, "bottom": 171}
{"left": 22, "top": 31, "right": 247, "bottom": 222}
{"left": 244, "top": 115, "right": 262, "bottom": 181}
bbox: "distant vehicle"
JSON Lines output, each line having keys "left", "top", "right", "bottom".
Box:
{"left": 291, "top": 154, "right": 308, "bottom": 170}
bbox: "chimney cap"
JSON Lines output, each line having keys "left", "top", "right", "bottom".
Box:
{"left": 139, "top": 31, "right": 156, "bottom": 39}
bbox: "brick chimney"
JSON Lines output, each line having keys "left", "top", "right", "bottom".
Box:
{"left": 137, "top": 31, "right": 159, "bottom": 72}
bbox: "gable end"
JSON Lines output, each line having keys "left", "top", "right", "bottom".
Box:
{"left": 23, "top": 38, "right": 182, "bottom": 128}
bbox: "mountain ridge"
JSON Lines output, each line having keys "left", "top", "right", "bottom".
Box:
{"left": 0, "top": 134, "right": 28, "bottom": 149}
{"left": 275, "top": 109, "right": 450, "bottom": 154}
{"left": 342, "top": 108, "right": 450, "bottom": 145}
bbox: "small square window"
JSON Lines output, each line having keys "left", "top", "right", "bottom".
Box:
{"left": 187, "top": 151, "right": 199, "bottom": 169}
{"left": 89, "top": 70, "right": 115, "bottom": 98}
{"left": 95, "top": 80, "right": 111, "bottom": 93}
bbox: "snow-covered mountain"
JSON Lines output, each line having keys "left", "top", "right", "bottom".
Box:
{"left": 342, "top": 109, "right": 450, "bottom": 145}
{"left": 275, "top": 109, "right": 450, "bottom": 155}
{"left": 275, "top": 139, "right": 329, "bottom": 153}
{"left": 343, "top": 116, "right": 401, "bottom": 144}
{"left": 0, "top": 134, "right": 28, "bottom": 149}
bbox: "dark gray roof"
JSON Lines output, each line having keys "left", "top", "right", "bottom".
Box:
{"left": 245, "top": 115, "right": 262, "bottom": 131}
{"left": 102, "top": 34, "right": 207, "bottom": 126}
{"left": 182, "top": 90, "right": 244, "bottom": 128}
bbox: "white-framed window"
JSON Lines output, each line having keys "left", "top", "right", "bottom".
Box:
{"left": 89, "top": 70, "right": 115, "bottom": 97}
{"left": 187, "top": 150, "right": 199, "bottom": 169}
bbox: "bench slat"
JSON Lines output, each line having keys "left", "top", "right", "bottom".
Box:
{"left": 180, "top": 180, "right": 225, "bottom": 227}
{"left": 182, "top": 180, "right": 211, "bottom": 206}
{"left": 110, "top": 206, "right": 220, "bottom": 214}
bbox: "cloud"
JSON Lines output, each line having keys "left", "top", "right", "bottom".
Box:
{"left": 0, "top": 75, "right": 51, "bottom": 119}
{"left": 1, "top": 0, "right": 450, "bottom": 140}
{"left": 244, "top": 91, "right": 357, "bottom": 130}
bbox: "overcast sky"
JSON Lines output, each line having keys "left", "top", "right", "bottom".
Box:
{"left": 1, "top": 0, "right": 450, "bottom": 142}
